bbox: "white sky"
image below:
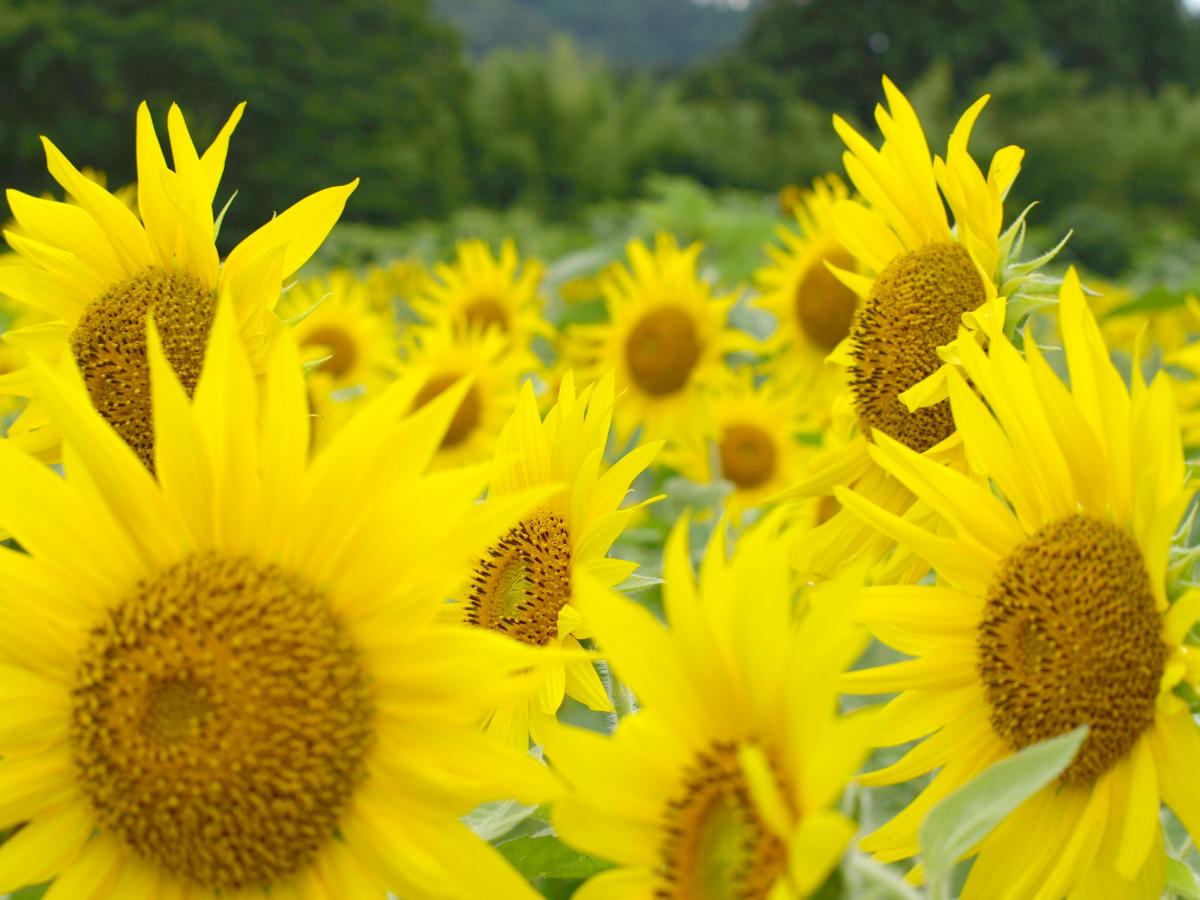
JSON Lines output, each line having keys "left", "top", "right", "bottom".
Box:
{"left": 1186, "top": 0, "right": 1200, "bottom": 12}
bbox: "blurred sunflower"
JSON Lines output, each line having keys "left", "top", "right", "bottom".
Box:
{"left": 754, "top": 174, "right": 859, "bottom": 424}
{"left": 782, "top": 78, "right": 1057, "bottom": 578}
{"left": 457, "top": 372, "right": 660, "bottom": 749}
{"left": 413, "top": 238, "right": 548, "bottom": 353}
{"left": 672, "top": 369, "right": 815, "bottom": 521}
{"left": 280, "top": 267, "right": 399, "bottom": 392}
{"left": 1165, "top": 295, "right": 1200, "bottom": 446}
{"left": 547, "top": 515, "right": 869, "bottom": 899}
{"left": 0, "top": 102, "right": 356, "bottom": 468}
{"left": 0, "top": 297, "right": 559, "bottom": 899}
{"left": 569, "top": 233, "right": 740, "bottom": 445}
{"left": 365, "top": 258, "right": 428, "bottom": 315}
{"left": 399, "top": 320, "right": 526, "bottom": 469}
{"left": 837, "top": 269, "right": 1199, "bottom": 898}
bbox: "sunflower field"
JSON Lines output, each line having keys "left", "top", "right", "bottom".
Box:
{"left": 4, "top": 1, "right": 1200, "bottom": 899}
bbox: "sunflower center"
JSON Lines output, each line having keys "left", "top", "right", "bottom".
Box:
{"left": 302, "top": 325, "right": 357, "bottom": 378}
{"left": 849, "top": 242, "right": 985, "bottom": 452}
{"left": 796, "top": 248, "right": 859, "bottom": 351}
{"left": 70, "top": 267, "right": 216, "bottom": 470}
{"left": 69, "top": 553, "right": 375, "bottom": 890}
{"left": 465, "top": 297, "right": 510, "bottom": 333}
{"left": 624, "top": 307, "right": 701, "bottom": 397}
{"left": 978, "top": 515, "right": 1166, "bottom": 785}
{"left": 719, "top": 424, "right": 777, "bottom": 489}
{"left": 659, "top": 742, "right": 787, "bottom": 899}
{"left": 413, "top": 373, "right": 483, "bottom": 449}
{"left": 465, "top": 509, "right": 571, "bottom": 646}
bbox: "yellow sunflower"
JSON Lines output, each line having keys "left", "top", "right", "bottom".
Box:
{"left": 546, "top": 514, "right": 869, "bottom": 899}
{"left": 781, "top": 77, "right": 1057, "bottom": 579}
{"left": 0, "top": 294, "right": 562, "bottom": 898}
{"left": 456, "top": 372, "right": 660, "bottom": 749}
{"left": 279, "top": 267, "right": 399, "bottom": 391}
{"left": 754, "top": 174, "right": 859, "bottom": 424}
{"left": 836, "top": 268, "right": 1200, "bottom": 898}
{"left": 413, "top": 238, "right": 549, "bottom": 351}
{"left": 0, "top": 101, "right": 356, "bottom": 468}
{"left": 568, "top": 233, "right": 741, "bottom": 446}
{"left": 398, "top": 320, "right": 527, "bottom": 470}
{"left": 671, "top": 368, "right": 815, "bottom": 521}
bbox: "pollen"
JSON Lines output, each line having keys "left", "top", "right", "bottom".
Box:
{"left": 302, "top": 325, "right": 358, "bottom": 378}
{"left": 658, "top": 742, "right": 787, "bottom": 899}
{"left": 464, "top": 297, "right": 510, "bottom": 333}
{"left": 796, "top": 248, "right": 859, "bottom": 351}
{"left": 70, "top": 267, "right": 215, "bottom": 470}
{"left": 69, "top": 553, "right": 375, "bottom": 890}
{"left": 849, "top": 242, "right": 985, "bottom": 452}
{"left": 978, "top": 515, "right": 1166, "bottom": 785}
{"left": 414, "top": 373, "right": 483, "bottom": 449}
{"left": 465, "top": 509, "right": 571, "bottom": 646}
{"left": 624, "top": 306, "right": 702, "bottom": 397}
{"left": 719, "top": 423, "right": 777, "bottom": 489}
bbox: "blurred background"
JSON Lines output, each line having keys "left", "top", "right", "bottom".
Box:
{"left": 3, "top": 0, "right": 1200, "bottom": 282}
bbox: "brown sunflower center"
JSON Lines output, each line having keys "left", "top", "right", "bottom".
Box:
{"left": 302, "top": 325, "right": 357, "bottom": 378}
{"left": 69, "top": 553, "right": 375, "bottom": 890}
{"left": 796, "top": 248, "right": 859, "bottom": 351}
{"left": 659, "top": 742, "right": 788, "bottom": 899}
{"left": 624, "top": 307, "right": 701, "bottom": 397}
{"left": 465, "top": 297, "right": 510, "bottom": 333}
{"left": 413, "top": 373, "right": 483, "bottom": 449}
{"left": 719, "top": 424, "right": 777, "bottom": 489}
{"left": 978, "top": 515, "right": 1166, "bottom": 785}
{"left": 465, "top": 509, "right": 571, "bottom": 646}
{"left": 70, "top": 267, "right": 216, "bottom": 470}
{"left": 848, "top": 242, "right": 985, "bottom": 452}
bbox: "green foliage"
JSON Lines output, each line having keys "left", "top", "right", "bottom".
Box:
{"left": 0, "top": 0, "right": 472, "bottom": 239}
{"left": 435, "top": 0, "right": 757, "bottom": 67}
{"left": 919, "top": 726, "right": 1088, "bottom": 897}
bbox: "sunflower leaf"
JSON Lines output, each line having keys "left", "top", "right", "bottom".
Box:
{"left": 919, "top": 726, "right": 1088, "bottom": 888}
{"left": 1168, "top": 858, "right": 1200, "bottom": 900}
{"left": 495, "top": 834, "right": 613, "bottom": 880}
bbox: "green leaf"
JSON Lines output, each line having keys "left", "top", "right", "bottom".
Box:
{"left": 496, "top": 834, "right": 613, "bottom": 881}
{"left": 463, "top": 798, "right": 541, "bottom": 842}
{"left": 6, "top": 883, "right": 50, "bottom": 900}
{"left": 1168, "top": 857, "right": 1200, "bottom": 900}
{"left": 919, "top": 726, "right": 1088, "bottom": 885}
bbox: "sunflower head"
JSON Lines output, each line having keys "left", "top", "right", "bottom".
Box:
{"left": 0, "top": 101, "right": 356, "bottom": 468}
{"left": 547, "top": 514, "right": 870, "bottom": 898}
{"left": 460, "top": 371, "right": 661, "bottom": 749}
{"left": 568, "top": 233, "right": 742, "bottom": 445}
{"left": 413, "top": 238, "right": 548, "bottom": 350}
{"left": 836, "top": 268, "right": 1198, "bottom": 896}
{"left": 671, "top": 368, "right": 815, "bottom": 520}
{"left": 0, "top": 288, "right": 564, "bottom": 898}
{"left": 756, "top": 173, "right": 859, "bottom": 358}
{"left": 399, "top": 318, "right": 529, "bottom": 469}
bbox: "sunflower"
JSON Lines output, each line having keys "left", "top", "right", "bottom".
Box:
{"left": 671, "top": 368, "right": 815, "bottom": 521}
{"left": 456, "top": 372, "right": 660, "bottom": 750}
{"left": 0, "top": 292, "right": 566, "bottom": 898}
{"left": 412, "top": 238, "right": 549, "bottom": 353}
{"left": 568, "top": 233, "right": 740, "bottom": 446}
{"left": 0, "top": 101, "right": 356, "bottom": 468}
{"left": 279, "top": 267, "right": 399, "bottom": 391}
{"left": 754, "top": 173, "right": 860, "bottom": 424}
{"left": 780, "top": 78, "right": 1057, "bottom": 579}
{"left": 398, "top": 319, "right": 528, "bottom": 470}
{"left": 835, "top": 268, "right": 1200, "bottom": 898}
{"left": 546, "top": 514, "right": 869, "bottom": 899}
